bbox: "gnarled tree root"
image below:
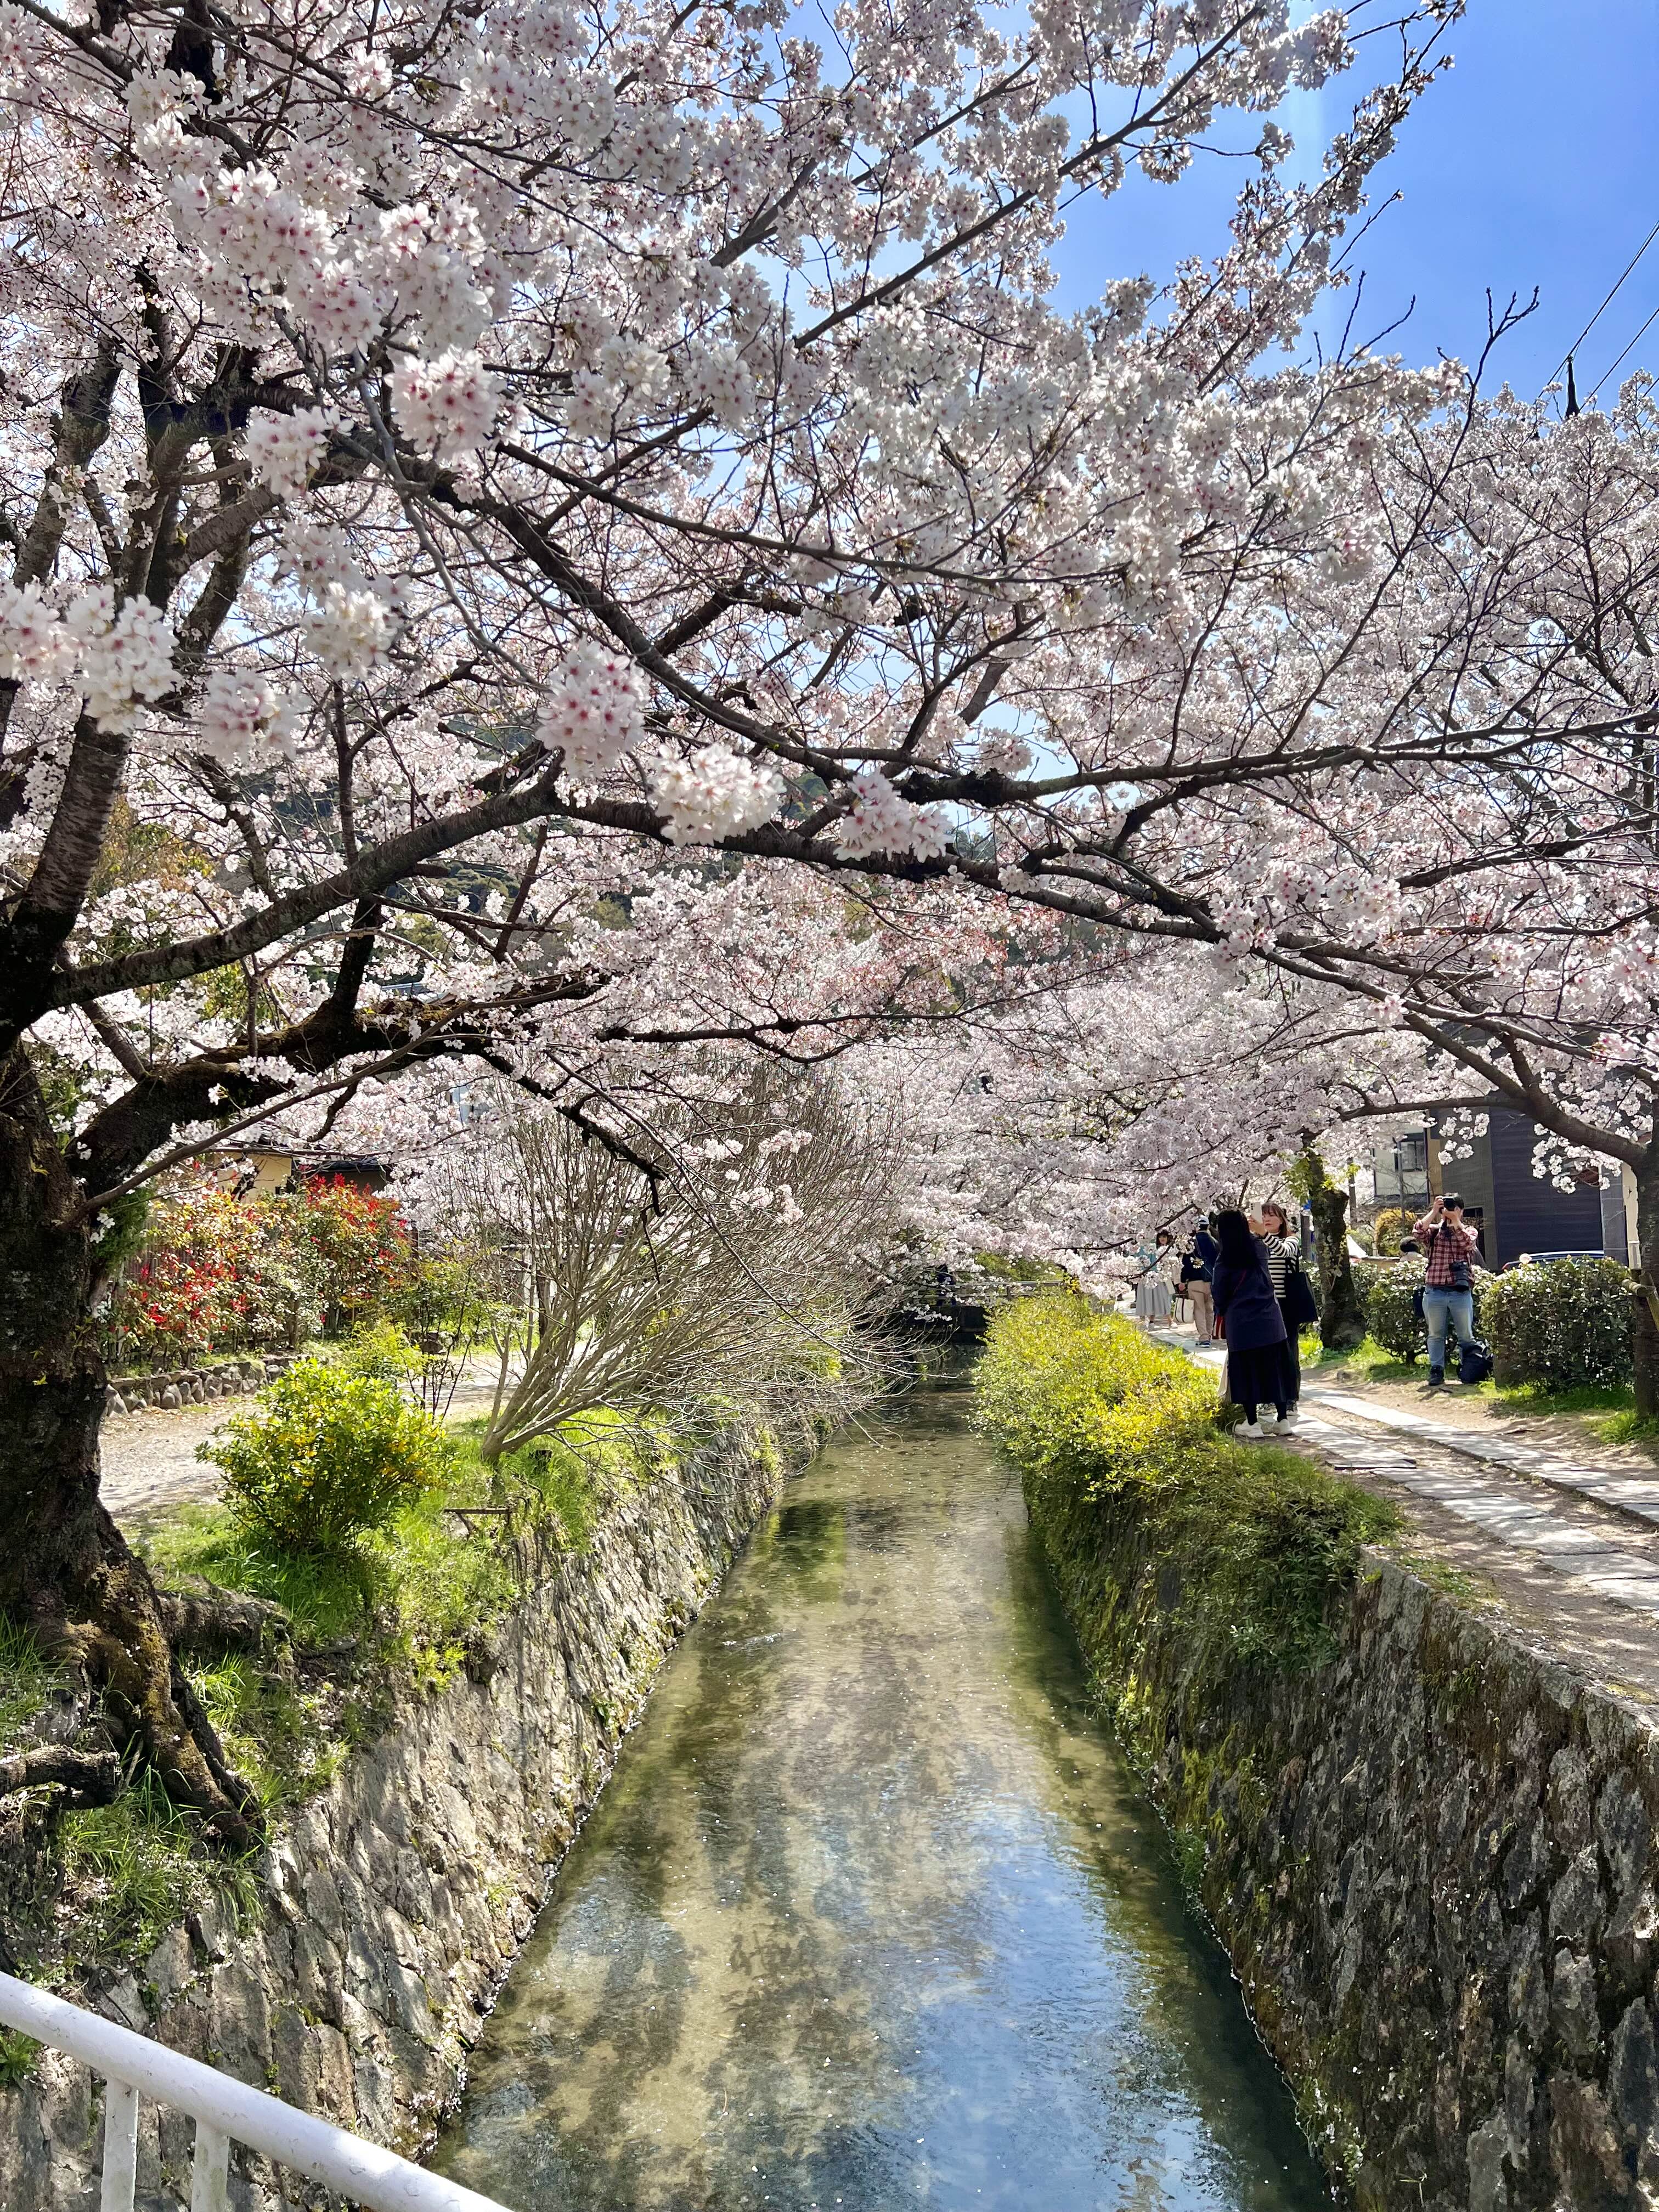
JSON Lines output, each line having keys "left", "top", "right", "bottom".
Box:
{"left": 157, "top": 1582, "right": 291, "bottom": 1656}
{"left": 25, "top": 1514, "right": 264, "bottom": 1850}
{"left": 0, "top": 1745, "right": 121, "bottom": 1807}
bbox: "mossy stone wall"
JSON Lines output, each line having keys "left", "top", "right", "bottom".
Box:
{"left": 0, "top": 1423, "right": 793, "bottom": 2211}
{"left": 1028, "top": 1464, "right": 1659, "bottom": 2212}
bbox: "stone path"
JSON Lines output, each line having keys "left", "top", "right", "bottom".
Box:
{"left": 1144, "top": 1324, "right": 1659, "bottom": 1697}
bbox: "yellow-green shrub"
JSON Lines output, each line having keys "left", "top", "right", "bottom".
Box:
{"left": 972, "top": 1293, "right": 1215, "bottom": 1492}
{"left": 975, "top": 1297, "right": 1398, "bottom": 1671}
{"left": 200, "top": 1357, "right": 452, "bottom": 1555}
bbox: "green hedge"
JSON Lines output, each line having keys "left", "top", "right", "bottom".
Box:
{"left": 1354, "top": 1259, "right": 1495, "bottom": 1363}
{"left": 1353, "top": 1254, "right": 1634, "bottom": 1389}
{"left": 1481, "top": 1257, "right": 1633, "bottom": 1391}
{"left": 975, "top": 1296, "right": 1396, "bottom": 1672}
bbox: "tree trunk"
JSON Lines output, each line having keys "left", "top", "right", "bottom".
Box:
{"left": 1300, "top": 1151, "right": 1367, "bottom": 1350}
{"left": 1634, "top": 1156, "right": 1659, "bottom": 1421}
{"left": 0, "top": 1049, "right": 257, "bottom": 1844}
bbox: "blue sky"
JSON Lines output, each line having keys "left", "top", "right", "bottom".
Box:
{"left": 1054, "top": 1, "right": 1659, "bottom": 409}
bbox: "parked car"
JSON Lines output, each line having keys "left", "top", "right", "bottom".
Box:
{"left": 1513, "top": 1249, "right": 1609, "bottom": 1266}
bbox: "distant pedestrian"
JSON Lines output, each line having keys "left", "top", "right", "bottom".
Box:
{"left": 1181, "top": 1222, "right": 1215, "bottom": 1342}
{"left": 1132, "top": 1230, "right": 1175, "bottom": 1324}
{"left": 1412, "top": 1193, "right": 1482, "bottom": 1386}
{"left": 1210, "top": 1210, "right": 1294, "bottom": 1436}
{"left": 1256, "top": 1201, "right": 1304, "bottom": 1415}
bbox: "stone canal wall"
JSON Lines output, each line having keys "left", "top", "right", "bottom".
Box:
{"left": 0, "top": 1421, "right": 794, "bottom": 2210}
{"left": 1027, "top": 1468, "right": 1659, "bottom": 2212}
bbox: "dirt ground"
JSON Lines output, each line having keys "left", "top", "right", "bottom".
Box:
{"left": 100, "top": 1369, "right": 507, "bottom": 1526}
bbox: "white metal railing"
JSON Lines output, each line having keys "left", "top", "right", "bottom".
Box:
{"left": 0, "top": 1971, "right": 513, "bottom": 2212}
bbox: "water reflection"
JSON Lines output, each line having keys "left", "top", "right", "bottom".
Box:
{"left": 434, "top": 1392, "right": 1327, "bottom": 2212}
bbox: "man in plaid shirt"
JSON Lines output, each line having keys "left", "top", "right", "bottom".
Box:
{"left": 1412, "top": 1194, "right": 1482, "bottom": 1386}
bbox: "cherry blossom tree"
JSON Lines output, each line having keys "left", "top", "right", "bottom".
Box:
{"left": 853, "top": 952, "right": 1426, "bottom": 1290}
{"left": 896, "top": 373, "right": 1659, "bottom": 1406}
{"left": 0, "top": 0, "right": 1461, "bottom": 1833}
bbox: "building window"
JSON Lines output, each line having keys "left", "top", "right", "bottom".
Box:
{"left": 1374, "top": 1132, "right": 1431, "bottom": 1207}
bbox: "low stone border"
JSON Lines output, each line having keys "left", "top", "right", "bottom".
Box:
{"left": 106, "top": 1354, "right": 298, "bottom": 1417}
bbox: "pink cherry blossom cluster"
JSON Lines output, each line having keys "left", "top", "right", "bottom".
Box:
{"left": 392, "top": 352, "right": 504, "bottom": 458}
{"left": 0, "top": 584, "right": 177, "bottom": 735}
{"left": 194, "top": 672, "right": 300, "bottom": 766}
{"left": 537, "top": 644, "right": 648, "bottom": 778}
{"left": 833, "top": 769, "right": 952, "bottom": 862}
{"left": 245, "top": 409, "right": 336, "bottom": 497}
{"left": 647, "top": 744, "right": 784, "bottom": 845}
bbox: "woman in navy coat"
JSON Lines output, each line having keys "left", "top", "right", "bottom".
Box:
{"left": 1209, "top": 1209, "right": 1295, "bottom": 1438}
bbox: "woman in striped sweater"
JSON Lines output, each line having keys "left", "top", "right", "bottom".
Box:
{"left": 1256, "top": 1201, "right": 1302, "bottom": 1419}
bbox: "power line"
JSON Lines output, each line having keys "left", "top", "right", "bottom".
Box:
{"left": 1543, "top": 212, "right": 1659, "bottom": 394}
{"left": 1585, "top": 301, "right": 1659, "bottom": 407}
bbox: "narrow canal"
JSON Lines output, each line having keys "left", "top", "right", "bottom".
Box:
{"left": 433, "top": 1388, "right": 1327, "bottom": 2212}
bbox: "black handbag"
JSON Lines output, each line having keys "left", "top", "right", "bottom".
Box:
{"left": 1283, "top": 1254, "right": 1319, "bottom": 1329}
{"left": 1458, "top": 1339, "right": 1494, "bottom": 1384}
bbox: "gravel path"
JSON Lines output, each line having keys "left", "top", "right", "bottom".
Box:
{"left": 100, "top": 1372, "right": 508, "bottom": 1527}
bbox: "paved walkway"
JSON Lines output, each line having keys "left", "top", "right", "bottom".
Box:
{"left": 1144, "top": 1325, "right": 1659, "bottom": 1699}
{"left": 101, "top": 1370, "right": 507, "bottom": 1525}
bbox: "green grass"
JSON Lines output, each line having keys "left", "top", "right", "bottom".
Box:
{"left": 1404, "top": 1557, "right": 1492, "bottom": 1606}
{"left": 1301, "top": 1334, "right": 1422, "bottom": 1385}
{"left": 0, "top": 2030, "right": 41, "bottom": 2089}
{"left": 0, "top": 1616, "right": 60, "bottom": 1743}
{"left": 57, "top": 1771, "right": 261, "bottom": 1979}
{"left": 1592, "top": 1405, "right": 1659, "bottom": 1452}
{"left": 1303, "top": 1335, "right": 1658, "bottom": 1447}
{"left": 139, "top": 1420, "right": 610, "bottom": 1676}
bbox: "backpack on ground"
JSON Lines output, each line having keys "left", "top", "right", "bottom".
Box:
{"left": 1457, "top": 1339, "right": 1494, "bottom": 1385}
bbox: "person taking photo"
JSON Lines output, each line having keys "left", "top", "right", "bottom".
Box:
{"left": 1411, "top": 1193, "right": 1482, "bottom": 1387}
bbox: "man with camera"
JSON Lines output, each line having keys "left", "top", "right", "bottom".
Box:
{"left": 1410, "top": 1194, "right": 1482, "bottom": 1386}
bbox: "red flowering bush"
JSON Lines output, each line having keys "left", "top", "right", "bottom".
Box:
{"left": 285, "top": 1176, "right": 419, "bottom": 1329}
{"left": 105, "top": 1173, "right": 419, "bottom": 1370}
{"left": 106, "top": 1189, "right": 273, "bottom": 1367}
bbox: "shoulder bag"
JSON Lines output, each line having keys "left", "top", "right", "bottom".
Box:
{"left": 1283, "top": 1250, "right": 1320, "bottom": 1329}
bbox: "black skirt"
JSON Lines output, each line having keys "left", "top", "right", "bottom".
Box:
{"left": 1228, "top": 1340, "right": 1295, "bottom": 1414}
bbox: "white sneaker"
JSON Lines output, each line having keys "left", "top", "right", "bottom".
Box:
{"left": 1278, "top": 1407, "right": 1300, "bottom": 1431}
{"left": 1233, "top": 1421, "right": 1265, "bottom": 1440}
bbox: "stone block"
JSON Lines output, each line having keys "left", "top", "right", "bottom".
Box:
{"left": 1466, "top": 2107, "right": 1513, "bottom": 2212}
{"left": 209, "top": 1959, "right": 274, "bottom": 2081}
{"left": 1605, "top": 1881, "right": 1658, "bottom": 2002}
{"left": 1599, "top": 1771, "right": 1654, "bottom": 1898}
{"left": 1549, "top": 1948, "right": 1601, "bottom": 2068}
{"left": 188, "top": 1894, "right": 235, "bottom": 1963}
{"left": 1547, "top": 2072, "right": 1627, "bottom": 2203}
{"left": 1502, "top": 1813, "right": 1550, "bottom": 1911}
{"left": 1549, "top": 1847, "right": 1607, "bottom": 1949}
{"left": 1548, "top": 1747, "right": 1594, "bottom": 1858}
{"left": 1611, "top": 1997, "right": 1659, "bottom": 2154}
{"left": 1506, "top": 1911, "right": 1548, "bottom": 2050}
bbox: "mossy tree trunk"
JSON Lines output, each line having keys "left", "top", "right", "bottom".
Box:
{"left": 1298, "top": 1148, "right": 1367, "bottom": 1351}
{"left": 1634, "top": 1154, "right": 1659, "bottom": 1421}
{"left": 0, "top": 1048, "right": 258, "bottom": 1844}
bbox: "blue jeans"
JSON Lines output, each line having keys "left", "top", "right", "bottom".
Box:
{"left": 1423, "top": 1288, "right": 1475, "bottom": 1373}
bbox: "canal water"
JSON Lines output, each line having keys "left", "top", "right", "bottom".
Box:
{"left": 433, "top": 1389, "right": 1328, "bottom": 2212}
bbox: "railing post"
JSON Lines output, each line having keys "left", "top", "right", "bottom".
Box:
{"left": 190, "top": 2119, "right": 231, "bottom": 2212}
{"left": 99, "top": 2078, "right": 139, "bottom": 2212}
